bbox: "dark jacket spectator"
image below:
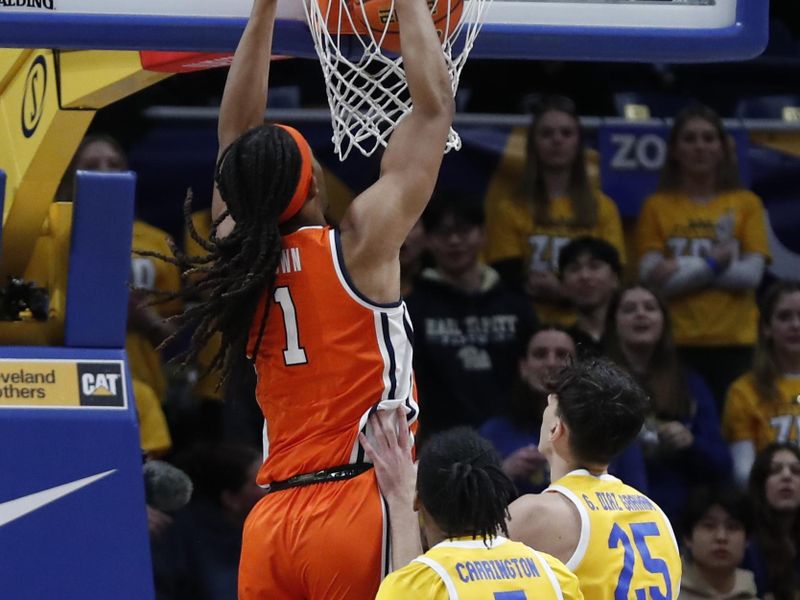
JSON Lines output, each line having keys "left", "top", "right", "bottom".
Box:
{"left": 558, "top": 235, "right": 622, "bottom": 358}
{"left": 408, "top": 194, "right": 537, "bottom": 441}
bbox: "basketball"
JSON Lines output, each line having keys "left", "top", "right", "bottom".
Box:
{"left": 351, "top": 0, "right": 464, "bottom": 53}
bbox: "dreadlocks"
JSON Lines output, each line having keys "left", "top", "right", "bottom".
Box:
{"left": 417, "top": 427, "right": 517, "bottom": 543}
{"left": 139, "top": 124, "right": 305, "bottom": 387}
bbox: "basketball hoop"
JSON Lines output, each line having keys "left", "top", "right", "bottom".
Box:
{"left": 303, "top": 0, "right": 492, "bottom": 159}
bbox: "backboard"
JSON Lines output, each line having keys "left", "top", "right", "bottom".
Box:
{"left": 0, "top": 0, "right": 768, "bottom": 62}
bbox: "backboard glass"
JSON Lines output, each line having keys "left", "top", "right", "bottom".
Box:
{"left": 0, "top": 0, "right": 768, "bottom": 62}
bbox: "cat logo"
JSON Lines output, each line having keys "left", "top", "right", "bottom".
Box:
{"left": 21, "top": 55, "right": 47, "bottom": 139}
{"left": 77, "top": 363, "right": 126, "bottom": 408}
{"left": 81, "top": 373, "right": 120, "bottom": 396}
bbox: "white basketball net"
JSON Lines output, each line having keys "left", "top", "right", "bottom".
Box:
{"left": 302, "top": 0, "right": 492, "bottom": 159}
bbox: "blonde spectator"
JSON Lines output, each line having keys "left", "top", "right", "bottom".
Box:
{"left": 637, "top": 105, "right": 770, "bottom": 407}
{"left": 486, "top": 95, "right": 625, "bottom": 324}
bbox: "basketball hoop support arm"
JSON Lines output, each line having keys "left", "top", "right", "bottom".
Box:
{"left": 0, "top": 49, "right": 173, "bottom": 278}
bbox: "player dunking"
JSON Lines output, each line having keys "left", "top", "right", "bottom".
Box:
{"left": 507, "top": 358, "right": 682, "bottom": 599}
{"left": 160, "top": 0, "right": 453, "bottom": 598}
{"left": 369, "top": 359, "right": 681, "bottom": 599}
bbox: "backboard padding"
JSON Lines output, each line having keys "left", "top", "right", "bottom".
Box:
{"left": 0, "top": 0, "right": 769, "bottom": 62}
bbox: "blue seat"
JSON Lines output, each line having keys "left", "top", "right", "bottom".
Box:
{"left": 613, "top": 92, "right": 694, "bottom": 119}
{"left": 735, "top": 95, "right": 800, "bottom": 119}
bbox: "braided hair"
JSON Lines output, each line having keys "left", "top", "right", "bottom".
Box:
{"left": 417, "top": 427, "right": 517, "bottom": 543}
{"left": 140, "top": 124, "right": 306, "bottom": 386}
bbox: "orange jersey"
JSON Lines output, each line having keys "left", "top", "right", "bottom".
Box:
{"left": 248, "top": 226, "right": 418, "bottom": 484}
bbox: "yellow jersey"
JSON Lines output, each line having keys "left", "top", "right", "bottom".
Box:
{"left": 547, "top": 470, "right": 681, "bottom": 600}
{"left": 376, "top": 536, "right": 583, "bottom": 600}
{"left": 485, "top": 192, "right": 625, "bottom": 325}
{"left": 130, "top": 220, "right": 182, "bottom": 317}
{"left": 723, "top": 372, "right": 800, "bottom": 450}
{"left": 127, "top": 220, "right": 182, "bottom": 401}
{"left": 636, "top": 189, "right": 770, "bottom": 346}
{"left": 132, "top": 378, "right": 171, "bottom": 455}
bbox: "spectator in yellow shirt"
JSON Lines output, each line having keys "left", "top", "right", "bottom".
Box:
{"left": 637, "top": 105, "right": 770, "bottom": 408}
{"left": 724, "top": 280, "right": 800, "bottom": 486}
{"left": 485, "top": 95, "right": 625, "bottom": 325}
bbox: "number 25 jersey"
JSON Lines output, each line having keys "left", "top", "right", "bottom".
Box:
{"left": 547, "top": 470, "right": 681, "bottom": 600}
{"left": 247, "top": 226, "right": 419, "bottom": 485}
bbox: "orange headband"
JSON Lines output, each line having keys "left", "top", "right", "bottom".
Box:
{"left": 277, "top": 124, "right": 314, "bottom": 224}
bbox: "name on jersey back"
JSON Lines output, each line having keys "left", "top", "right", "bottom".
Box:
{"left": 278, "top": 248, "right": 302, "bottom": 274}
{"left": 455, "top": 555, "right": 542, "bottom": 584}
{"left": 582, "top": 492, "right": 655, "bottom": 512}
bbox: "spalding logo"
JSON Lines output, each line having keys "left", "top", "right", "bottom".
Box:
{"left": 21, "top": 55, "right": 46, "bottom": 138}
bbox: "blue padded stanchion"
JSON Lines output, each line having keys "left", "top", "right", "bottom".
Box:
{"left": 0, "top": 168, "right": 154, "bottom": 599}
{"left": 65, "top": 170, "right": 136, "bottom": 348}
{"left": 0, "top": 348, "right": 154, "bottom": 599}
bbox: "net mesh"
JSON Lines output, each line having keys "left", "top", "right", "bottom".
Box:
{"left": 302, "top": 0, "right": 492, "bottom": 159}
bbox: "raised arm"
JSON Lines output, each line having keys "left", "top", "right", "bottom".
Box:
{"left": 211, "top": 0, "right": 278, "bottom": 236}
{"left": 339, "top": 0, "right": 455, "bottom": 286}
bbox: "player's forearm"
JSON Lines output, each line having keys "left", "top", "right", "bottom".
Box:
{"left": 387, "top": 499, "right": 423, "bottom": 570}
{"left": 395, "top": 0, "right": 455, "bottom": 119}
{"left": 218, "top": 0, "right": 278, "bottom": 150}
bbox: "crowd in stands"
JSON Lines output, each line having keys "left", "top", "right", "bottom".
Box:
{"left": 52, "top": 95, "right": 800, "bottom": 599}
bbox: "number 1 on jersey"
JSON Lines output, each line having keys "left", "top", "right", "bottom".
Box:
{"left": 273, "top": 286, "right": 308, "bottom": 366}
